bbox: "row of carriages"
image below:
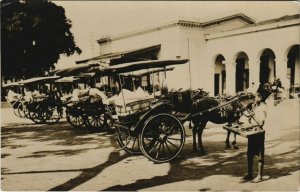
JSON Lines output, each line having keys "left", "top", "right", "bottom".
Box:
{"left": 4, "top": 59, "right": 211, "bottom": 163}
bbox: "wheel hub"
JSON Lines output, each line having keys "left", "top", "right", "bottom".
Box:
{"left": 159, "top": 134, "right": 167, "bottom": 141}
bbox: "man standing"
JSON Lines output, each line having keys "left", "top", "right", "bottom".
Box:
{"left": 243, "top": 83, "right": 271, "bottom": 182}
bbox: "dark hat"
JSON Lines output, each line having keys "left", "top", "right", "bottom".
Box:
{"left": 257, "top": 83, "right": 272, "bottom": 102}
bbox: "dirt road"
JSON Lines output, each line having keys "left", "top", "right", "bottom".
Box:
{"left": 1, "top": 100, "right": 299, "bottom": 191}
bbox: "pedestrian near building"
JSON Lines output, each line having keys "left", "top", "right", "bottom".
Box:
{"left": 243, "top": 83, "right": 271, "bottom": 183}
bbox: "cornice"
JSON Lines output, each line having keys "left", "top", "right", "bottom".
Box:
{"left": 97, "top": 13, "right": 255, "bottom": 44}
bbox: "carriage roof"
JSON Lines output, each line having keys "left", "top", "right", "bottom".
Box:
{"left": 15, "top": 76, "right": 61, "bottom": 85}
{"left": 2, "top": 81, "right": 22, "bottom": 88}
{"left": 104, "top": 59, "right": 189, "bottom": 75}
{"left": 54, "top": 76, "right": 80, "bottom": 83}
{"left": 120, "top": 67, "right": 175, "bottom": 77}
{"left": 53, "top": 63, "right": 104, "bottom": 77}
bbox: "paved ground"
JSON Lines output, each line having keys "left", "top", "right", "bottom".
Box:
{"left": 1, "top": 99, "right": 299, "bottom": 191}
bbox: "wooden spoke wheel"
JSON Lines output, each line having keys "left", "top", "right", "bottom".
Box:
{"left": 66, "top": 110, "right": 85, "bottom": 128}
{"left": 104, "top": 111, "right": 115, "bottom": 132}
{"left": 13, "top": 102, "right": 22, "bottom": 118}
{"left": 17, "top": 103, "right": 28, "bottom": 118}
{"left": 28, "top": 111, "right": 44, "bottom": 123}
{"left": 27, "top": 103, "right": 44, "bottom": 123}
{"left": 139, "top": 113, "right": 185, "bottom": 163}
{"left": 85, "top": 110, "right": 106, "bottom": 131}
{"left": 39, "top": 101, "right": 63, "bottom": 124}
{"left": 117, "top": 130, "right": 141, "bottom": 155}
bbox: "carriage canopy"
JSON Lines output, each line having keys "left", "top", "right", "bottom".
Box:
{"left": 104, "top": 59, "right": 189, "bottom": 75}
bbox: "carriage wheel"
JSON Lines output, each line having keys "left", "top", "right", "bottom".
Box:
{"left": 42, "top": 102, "right": 63, "bottom": 124}
{"left": 85, "top": 111, "right": 106, "bottom": 131}
{"left": 17, "top": 103, "right": 27, "bottom": 118}
{"left": 104, "top": 112, "right": 115, "bottom": 132}
{"left": 13, "top": 103, "right": 22, "bottom": 118}
{"left": 66, "top": 112, "right": 85, "bottom": 128}
{"left": 28, "top": 110, "right": 44, "bottom": 123}
{"left": 117, "top": 130, "right": 141, "bottom": 155}
{"left": 139, "top": 113, "right": 185, "bottom": 163}
{"left": 25, "top": 103, "right": 43, "bottom": 123}
{"left": 18, "top": 103, "right": 29, "bottom": 118}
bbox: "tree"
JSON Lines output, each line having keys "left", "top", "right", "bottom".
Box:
{"left": 1, "top": 0, "right": 82, "bottom": 79}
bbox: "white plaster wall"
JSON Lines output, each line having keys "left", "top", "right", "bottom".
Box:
{"left": 206, "top": 23, "right": 300, "bottom": 94}
{"left": 97, "top": 18, "right": 299, "bottom": 95}
{"left": 203, "top": 20, "right": 249, "bottom": 35}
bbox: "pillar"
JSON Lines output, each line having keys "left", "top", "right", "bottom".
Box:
{"left": 275, "top": 57, "right": 289, "bottom": 89}
{"left": 224, "top": 60, "right": 236, "bottom": 95}
{"left": 248, "top": 59, "right": 260, "bottom": 88}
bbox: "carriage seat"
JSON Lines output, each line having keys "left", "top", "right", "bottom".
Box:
{"left": 115, "top": 87, "right": 154, "bottom": 116}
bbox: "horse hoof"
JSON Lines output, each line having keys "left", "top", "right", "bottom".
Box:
{"left": 225, "top": 145, "right": 231, "bottom": 149}
{"left": 233, "top": 146, "right": 239, "bottom": 150}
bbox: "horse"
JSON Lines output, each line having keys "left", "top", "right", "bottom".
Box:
{"left": 190, "top": 83, "right": 272, "bottom": 154}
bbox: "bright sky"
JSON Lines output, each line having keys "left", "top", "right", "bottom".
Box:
{"left": 53, "top": 1, "right": 300, "bottom": 69}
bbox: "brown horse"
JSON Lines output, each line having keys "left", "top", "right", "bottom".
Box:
{"left": 191, "top": 83, "right": 272, "bottom": 154}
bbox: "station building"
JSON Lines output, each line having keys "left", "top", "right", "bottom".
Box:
{"left": 77, "top": 13, "right": 300, "bottom": 97}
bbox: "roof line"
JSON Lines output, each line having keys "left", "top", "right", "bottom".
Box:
{"left": 97, "top": 13, "right": 255, "bottom": 44}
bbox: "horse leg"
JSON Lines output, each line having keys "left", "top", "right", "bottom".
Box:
{"left": 225, "top": 130, "right": 231, "bottom": 149}
{"left": 232, "top": 133, "right": 239, "bottom": 149}
{"left": 197, "top": 121, "right": 207, "bottom": 154}
{"left": 192, "top": 124, "right": 198, "bottom": 152}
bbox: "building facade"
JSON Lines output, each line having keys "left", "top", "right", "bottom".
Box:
{"left": 77, "top": 13, "right": 300, "bottom": 96}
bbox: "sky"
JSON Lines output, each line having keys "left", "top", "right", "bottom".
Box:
{"left": 53, "top": 1, "right": 300, "bottom": 69}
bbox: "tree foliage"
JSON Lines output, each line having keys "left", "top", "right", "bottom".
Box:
{"left": 1, "top": 0, "right": 82, "bottom": 79}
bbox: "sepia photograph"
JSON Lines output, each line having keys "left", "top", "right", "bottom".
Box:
{"left": 1, "top": 0, "right": 300, "bottom": 191}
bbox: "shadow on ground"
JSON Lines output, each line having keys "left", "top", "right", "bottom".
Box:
{"left": 1, "top": 120, "right": 299, "bottom": 191}
{"left": 101, "top": 138, "right": 299, "bottom": 191}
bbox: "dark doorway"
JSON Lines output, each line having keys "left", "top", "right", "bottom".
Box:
{"left": 260, "top": 55, "right": 270, "bottom": 84}
{"left": 221, "top": 70, "right": 226, "bottom": 93}
{"left": 287, "top": 45, "right": 299, "bottom": 86}
{"left": 236, "top": 58, "right": 245, "bottom": 92}
{"left": 214, "top": 74, "right": 220, "bottom": 96}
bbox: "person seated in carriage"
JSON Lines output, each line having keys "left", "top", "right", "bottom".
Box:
{"left": 88, "top": 81, "right": 107, "bottom": 104}
{"left": 6, "top": 89, "right": 22, "bottom": 104}
{"left": 70, "top": 83, "right": 89, "bottom": 102}
{"left": 23, "top": 85, "right": 40, "bottom": 102}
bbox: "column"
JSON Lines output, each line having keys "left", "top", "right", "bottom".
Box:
{"left": 224, "top": 60, "right": 236, "bottom": 95}
{"left": 275, "top": 56, "right": 289, "bottom": 98}
{"left": 275, "top": 57, "right": 289, "bottom": 88}
{"left": 248, "top": 59, "right": 260, "bottom": 87}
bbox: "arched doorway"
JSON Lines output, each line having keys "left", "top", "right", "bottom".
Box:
{"left": 287, "top": 45, "right": 300, "bottom": 96}
{"left": 214, "top": 54, "right": 226, "bottom": 96}
{"left": 235, "top": 52, "right": 249, "bottom": 92}
{"left": 259, "top": 49, "right": 276, "bottom": 84}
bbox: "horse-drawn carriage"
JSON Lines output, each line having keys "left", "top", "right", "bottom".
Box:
{"left": 54, "top": 64, "right": 115, "bottom": 131}
{"left": 5, "top": 76, "right": 64, "bottom": 124}
{"left": 4, "top": 59, "right": 272, "bottom": 164}
{"left": 101, "top": 59, "right": 272, "bottom": 163}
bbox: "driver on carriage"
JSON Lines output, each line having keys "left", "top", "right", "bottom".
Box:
{"left": 6, "top": 89, "right": 22, "bottom": 104}
{"left": 23, "top": 86, "right": 39, "bottom": 102}
{"left": 88, "top": 81, "right": 107, "bottom": 103}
